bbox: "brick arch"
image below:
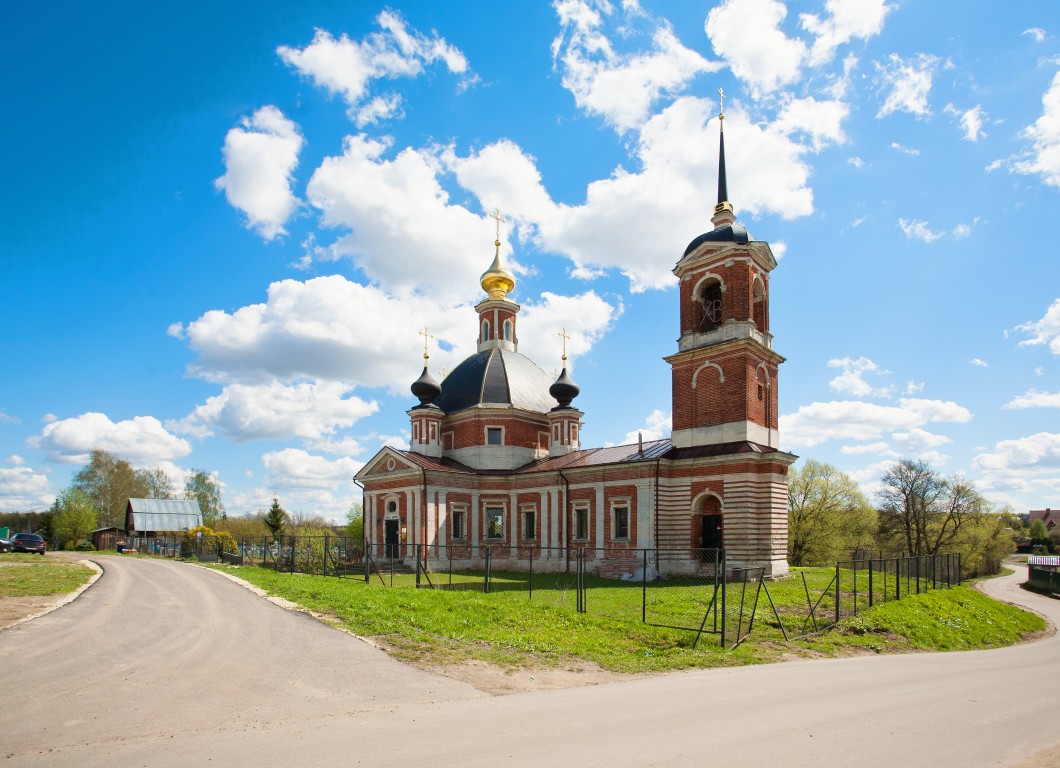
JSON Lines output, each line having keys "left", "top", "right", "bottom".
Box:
{"left": 691, "top": 360, "right": 725, "bottom": 389}
{"left": 691, "top": 273, "right": 726, "bottom": 332}
{"left": 751, "top": 275, "right": 767, "bottom": 330}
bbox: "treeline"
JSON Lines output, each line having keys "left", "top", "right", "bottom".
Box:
{"left": 789, "top": 458, "right": 1023, "bottom": 578}
{"left": 24, "top": 449, "right": 226, "bottom": 551}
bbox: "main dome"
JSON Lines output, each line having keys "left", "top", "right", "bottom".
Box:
{"left": 434, "top": 348, "right": 556, "bottom": 414}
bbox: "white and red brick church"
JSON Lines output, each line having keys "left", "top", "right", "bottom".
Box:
{"left": 355, "top": 112, "right": 796, "bottom": 577}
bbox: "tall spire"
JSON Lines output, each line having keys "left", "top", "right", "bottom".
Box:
{"left": 712, "top": 88, "right": 735, "bottom": 227}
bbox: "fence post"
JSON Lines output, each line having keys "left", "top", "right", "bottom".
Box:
{"left": 720, "top": 549, "right": 727, "bottom": 648}
{"left": 641, "top": 548, "right": 648, "bottom": 624}
{"left": 529, "top": 548, "right": 534, "bottom": 601}
{"left": 484, "top": 547, "right": 491, "bottom": 594}
{"left": 896, "top": 557, "right": 901, "bottom": 600}
{"left": 416, "top": 545, "right": 422, "bottom": 588}
{"left": 290, "top": 537, "right": 296, "bottom": 574}
{"left": 835, "top": 562, "right": 841, "bottom": 624}
{"left": 868, "top": 558, "right": 874, "bottom": 608}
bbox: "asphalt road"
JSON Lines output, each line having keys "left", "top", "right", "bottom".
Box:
{"left": 1, "top": 556, "right": 1057, "bottom": 767}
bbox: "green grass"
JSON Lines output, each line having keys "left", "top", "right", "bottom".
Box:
{"left": 211, "top": 563, "right": 1046, "bottom": 674}
{"left": 0, "top": 554, "right": 95, "bottom": 597}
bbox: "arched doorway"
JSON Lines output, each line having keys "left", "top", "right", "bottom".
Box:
{"left": 693, "top": 494, "right": 723, "bottom": 558}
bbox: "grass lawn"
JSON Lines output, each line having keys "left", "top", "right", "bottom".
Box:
{"left": 0, "top": 554, "right": 95, "bottom": 598}
{"left": 212, "top": 563, "right": 1046, "bottom": 674}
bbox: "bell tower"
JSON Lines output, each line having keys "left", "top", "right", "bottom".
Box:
{"left": 666, "top": 95, "right": 784, "bottom": 449}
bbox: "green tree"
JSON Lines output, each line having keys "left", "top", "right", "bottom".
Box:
{"left": 345, "top": 502, "right": 364, "bottom": 543}
{"left": 72, "top": 449, "right": 152, "bottom": 528}
{"left": 53, "top": 487, "right": 99, "bottom": 549}
{"left": 876, "top": 459, "right": 982, "bottom": 556}
{"left": 1029, "top": 519, "right": 1051, "bottom": 549}
{"left": 184, "top": 470, "right": 225, "bottom": 527}
{"left": 139, "top": 467, "right": 174, "bottom": 500}
{"left": 788, "top": 460, "right": 876, "bottom": 566}
{"left": 261, "top": 497, "right": 287, "bottom": 540}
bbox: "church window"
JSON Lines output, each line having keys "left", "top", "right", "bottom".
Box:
{"left": 485, "top": 507, "right": 504, "bottom": 540}
{"left": 752, "top": 277, "right": 766, "bottom": 330}
{"left": 699, "top": 280, "right": 723, "bottom": 331}
{"left": 487, "top": 427, "right": 503, "bottom": 445}
{"left": 481, "top": 319, "right": 491, "bottom": 342}
{"left": 451, "top": 508, "right": 466, "bottom": 540}
{"left": 503, "top": 319, "right": 512, "bottom": 341}
{"left": 573, "top": 506, "right": 589, "bottom": 541}
{"left": 612, "top": 505, "right": 629, "bottom": 541}
{"left": 522, "top": 509, "right": 536, "bottom": 540}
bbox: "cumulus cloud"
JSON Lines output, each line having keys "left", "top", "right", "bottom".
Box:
{"left": 773, "top": 96, "right": 850, "bottom": 151}
{"left": 551, "top": 0, "right": 719, "bottom": 132}
{"left": 1023, "top": 28, "right": 1046, "bottom": 43}
{"left": 258, "top": 448, "right": 364, "bottom": 521}
{"left": 974, "top": 432, "right": 1060, "bottom": 503}
{"left": 172, "top": 380, "right": 378, "bottom": 443}
{"left": 970, "top": 358, "right": 988, "bottom": 368}
{"left": 1004, "top": 389, "right": 1060, "bottom": 410}
{"left": 800, "top": 0, "right": 893, "bottom": 66}
{"left": 1016, "top": 298, "right": 1060, "bottom": 354}
{"left": 706, "top": 0, "right": 807, "bottom": 97}
{"left": 517, "top": 291, "right": 620, "bottom": 373}
{"left": 960, "top": 105, "right": 986, "bottom": 141}
{"left": 277, "top": 12, "right": 470, "bottom": 121}
{"left": 840, "top": 441, "right": 893, "bottom": 456}
{"left": 618, "top": 409, "right": 672, "bottom": 446}
{"left": 827, "top": 356, "right": 893, "bottom": 397}
{"left": 31, "top": 413, "right": 192, "bottom": 465}
{"left": 215, "top": 106, "right": 304, "bottom": 240}
{"left": 1012, "top": 71, "right": 1060, "bottom": 187}
{"left": 0, "top": 461, "right": 53, "bottom": 510}
{"left": 875, "top": 52, "right": 939, "bottom": 118}
{"left": 781, "top": 397, "right": 971, "bottom": 449}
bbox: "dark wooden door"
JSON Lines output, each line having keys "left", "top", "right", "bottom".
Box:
{"left": 384, "top": 520, "right": 399, "bottom": 559}
{"left": 701, "top": 514, "right": 723, "bottom": 550}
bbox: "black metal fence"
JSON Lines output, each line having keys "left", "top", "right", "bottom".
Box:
{"left": 1027, "top": 564, "right": 1060, "bottom": 595}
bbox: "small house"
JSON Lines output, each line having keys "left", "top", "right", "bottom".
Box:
{"left": 125, "top": 498, "right": 203, "bottom": 539}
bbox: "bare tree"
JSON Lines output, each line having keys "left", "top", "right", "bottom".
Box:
{"left": 877, "top": 459, "right": 983, "bottom": 555}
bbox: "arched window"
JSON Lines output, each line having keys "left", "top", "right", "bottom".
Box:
{"left": 699, "top": 279, "right": 723, "bottom": 332}
{"left": 503, "top": 318, "right": 512, "bottom": 341}
{"left": 481, "top": 319, "right": 491, "bottom": 342}
{"left": 752, "top": 277, "right": 766, "bottom": 330}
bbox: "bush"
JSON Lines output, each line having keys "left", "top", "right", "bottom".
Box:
{"left": 73, "top": 539, "right": 96, "bottom": 551}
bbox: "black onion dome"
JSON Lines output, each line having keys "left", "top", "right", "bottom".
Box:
{"left": 410, "top": 365, "right": 442, "bottom": 408}
{"left": 683, "top": 223, "right": 750, "bottom": 256}
{"left": 549, "top": 367, "right": 580, "bottom": 409}
{"left": 434, "top": 349, "right": 555, "bottom": 414}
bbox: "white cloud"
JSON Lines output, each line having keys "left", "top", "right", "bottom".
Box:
{"left": 706, "top": 0, "right": 808, "bottom": 97}
{"left": 619, "top": 409, "right": 672, "bottom": 445}
{"left": 974, "top": 432, "right": 1060, "bottom": 504}
{"left": 773, "top": 96, "right": 850, "bottom": 152}
{"left": 800, "top": 0, "right": 893, "bottom": 66}
{"left": 215, "top": 106, "right": 304, "bottom": 241}
{"left": 890, "top": 142, "right": 920, "bottom": 156}
{"left": 960, "top": 105, "right": 986, "bottom": 141}
{"left": 1016, "top": 298, "right": 1060, "bottom": 354}
{"left": 1004, "top": 389, "right": 1060, "bottom": 410}
{"left": 1012, "top": 71, "right": 1060, "bottom": 187}
{"left": 848, "top": 156, "right": 864, "bottom": 168}
{"left": 1023, "top": 28, "right": 1046, "bottom": 43}
{"left": 0, "top": 461, "right": 53, "bottom": 510}
{"left": 839, "top": 441, "right": 892, "bottom": 455}
{"left": 306, "top": 134, "right": 506, "bottom": 299}
{"left": 781, "top": 397, "right": 970, "bottom": 449}
{"left": 552, "top": 0, "right": 719, "bottom": 133}
{"left": 276, "top": 13, "right": 469, "bottom": 120}
{"left": 875, "top": 52, "right": 939, "bottom": 118}
{"left": 517, "top": 291, "right": 620, "bottom": 374}
{"left": 0, "top": 409, "right": 18, "bottom": 425}
{"left": 257, "top": 448, "right": 364, "bottom": 522}
{"left": 898, "top": 218, "right": 943, "bottom": 243}
{"left": 827, "top": 356, "right": 893, "bottom": 397}
{"left": 970, "top": 358, "right": 988, "bottom": 367}
{"left": 31, "top": 413, "right": 192, "bottom": 465}
{"left": 172, "top": 380, "right": 378, "bottom": 443}
{"left": 892, "top": 428, "right": 951, "bottom": 450}
{"left": 179, "top": 275, "right": 475, "bottom": 390}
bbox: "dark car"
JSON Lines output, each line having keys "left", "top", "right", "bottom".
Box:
{"left": 10, "top": 533, "right": 46, "bottom": 555}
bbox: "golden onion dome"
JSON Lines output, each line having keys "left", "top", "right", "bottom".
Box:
{"left": 480, "top": 240, "right": 516, "bottom": 299}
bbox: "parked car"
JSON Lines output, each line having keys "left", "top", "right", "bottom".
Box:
{"left": 0, "top": 536, "right": 11, "bottom": 553}
{"left": 10, "top": 533, "right": 46, "bottom": 555}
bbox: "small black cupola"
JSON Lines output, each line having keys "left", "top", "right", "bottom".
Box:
{"left": 550, "top": 366, "right": 580, "bottom": 410}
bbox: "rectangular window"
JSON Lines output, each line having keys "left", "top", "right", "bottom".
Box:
{"left": 612, "top": 506, "right": 629, "bottom": 541}
{"left": 574, "top": 507, "right": 589, "bottom": 541}
{"left": 451, "top": 508, "right": 466, "bottom": 541}
{"left": 522, "top": 510, "right": 536, "bottom": 540}
{"left": 485, "top": 507, "right": 504, "bottom": 539}
{"left": 487, "top": 427, "right": 503, "bottom": 445}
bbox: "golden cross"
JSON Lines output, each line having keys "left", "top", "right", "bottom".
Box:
{"left": 419, "top": 325, "right": 433, "bottom": 361}
{"left": 558, "top": 328, "right": 571, "bottom": 362}
{"left": 489, "top": 207, "right": 506, "bottom": 244}
{"left": 718, "top": 87, "right": 725, "bottom": 120}
{"left": 437, "top": 367, "right": 447, "bottom": 380}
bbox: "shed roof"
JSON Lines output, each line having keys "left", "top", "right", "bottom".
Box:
{"left": 126, "top": 498, "right": 203, "bottom": 532}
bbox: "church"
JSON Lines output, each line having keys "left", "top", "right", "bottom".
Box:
{"left": 355, "top": 111, "right": 796, "bottom": 577}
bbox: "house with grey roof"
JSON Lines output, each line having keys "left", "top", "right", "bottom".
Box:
{"left": 125, "top": 498, "right": 203, "bottom": 536}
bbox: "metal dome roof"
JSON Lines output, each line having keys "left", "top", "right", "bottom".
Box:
{"left": 434, "top": 348, "right": 556, "bottom": 414}
{"left": 683, "top": 223, "right": 750, "bottom": 256}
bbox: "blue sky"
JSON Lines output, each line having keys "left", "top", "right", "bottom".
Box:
{"left": 2, "top": 0, "right": 1059, "bottom": 522}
